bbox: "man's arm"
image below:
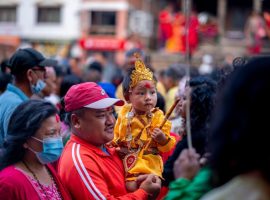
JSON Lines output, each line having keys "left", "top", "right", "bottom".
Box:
{"left": 69, "top": 144, "right": 160, "bottom": 200}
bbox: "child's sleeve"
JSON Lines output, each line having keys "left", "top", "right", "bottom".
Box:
{"left": 158, "top": 120, "right": 176, "bottom": 153}
{"left": 152, "top": 109, "right": 176, "bottom": 153}
{"left": 113, "top": 105, "right": 129, "bottom": 146}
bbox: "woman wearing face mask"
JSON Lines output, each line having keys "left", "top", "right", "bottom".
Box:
{"left": 0, "top": 100, "right": 71, "bottom": 200}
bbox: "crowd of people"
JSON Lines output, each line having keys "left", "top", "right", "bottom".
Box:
{"left": 0, "top": 45, "right": 270, "bottom": 200}
{"left": 158, "top": 2, "right": 199, "bottom": 54}
{"left": 158, "top": 1, "right": 270, "bottom": 56}
{"left": 245, "top": 10, "right": 270, "bottom": 54}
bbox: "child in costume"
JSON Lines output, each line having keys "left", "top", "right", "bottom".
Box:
{"left": 113, "top": 54, "right": 176, "bottom": 191}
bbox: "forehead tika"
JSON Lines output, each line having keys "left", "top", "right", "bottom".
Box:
{"left": 135, "top": 81, "right": 156, "bottom": 90}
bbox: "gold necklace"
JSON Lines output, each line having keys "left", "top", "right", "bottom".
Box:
{"left": 22, "top": 160, "right": 53, "bottom": 200}
{"left": 126, "top": 107, "right": 153, "bottom": 148}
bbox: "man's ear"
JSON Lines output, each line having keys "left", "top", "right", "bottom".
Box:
{"left": 26, "top": 69, "right": 34, "bottom": 83}
{"left": 71, "top": 113, "right": 81, "bottom": 129}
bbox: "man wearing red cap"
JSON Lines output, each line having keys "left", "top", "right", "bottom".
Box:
{"left": 58, "top": 82, "right": 161, "bottom": 199}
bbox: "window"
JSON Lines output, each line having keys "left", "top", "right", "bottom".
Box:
{"left": 90, "top": 11, "right": 116, "bottom": 35}
{"left": 0, "top": 6, "right": 17, "bottom": 23}
{"left": 37, "top": 6, "right": 61, "bottom": 23}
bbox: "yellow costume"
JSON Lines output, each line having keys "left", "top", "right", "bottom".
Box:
{"left": 114, "top": 104, "right": 176, "bottom": 180}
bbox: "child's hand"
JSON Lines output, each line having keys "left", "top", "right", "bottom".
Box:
{"left": 151, "top": 128, "right": 167, "bottom": 145}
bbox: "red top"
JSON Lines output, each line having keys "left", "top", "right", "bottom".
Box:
{"left": 58, "top": 134, "right": 148, "bottom": 200}
{"left": 0, "top": 165, "right": 71, "bottom": 200}
{"left": 158, "top": 10, "right": 173, "bottom": 39}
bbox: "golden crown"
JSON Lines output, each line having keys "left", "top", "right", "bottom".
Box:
{"left": 129, "top": 53, "right": 155, "bottom": 89}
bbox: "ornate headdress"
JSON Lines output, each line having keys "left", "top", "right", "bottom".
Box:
{"left": 129, "top": 53, "right": 155, "bottom": 89}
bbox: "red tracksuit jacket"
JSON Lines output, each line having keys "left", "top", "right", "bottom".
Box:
{"left": 58, "top": 134, "right": 148, "bottom": 200}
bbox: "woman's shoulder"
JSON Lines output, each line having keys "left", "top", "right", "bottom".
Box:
{"left": 0, "top": 165, "right": 22, "bottom": 179}
{"left": 0, "top": 165, "right": 31, "bottom": 185}
{"left": 0, "top": 165, "right": 28, "bottom": 188}
{"left": 0, "top": 165, "right": 39, "bottom": 199}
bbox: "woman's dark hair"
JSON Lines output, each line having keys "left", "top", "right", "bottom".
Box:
{"left": 208, "top": 57, "right": 270, "bottom": 186}
{"left": 189, "top": 76, "right": 217, "bottom": 133}
{"left": 186, "top": 75, "right": 217, "bottom": 156}
{"left": 0, "top": 100, "right": 58, "bottom": 170}
{"left": 210, "top": 64, "right": 236, "bottom": 91}
{"left": 163, "top": 75, "right": 217, "bottom": 186}
{"left": 122, "top": 67, "right": 157, "bottom": 102}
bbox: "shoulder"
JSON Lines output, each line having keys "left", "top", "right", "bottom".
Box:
{"left": 151, "top": 108, "right": 172, "bottom": 129}
{"left": 0, "top": 92, "right": 23, "bottom": 115}
{"left": 152, "top": 108, "right": 165, "bottom": 120}
{"left": 0, "top": 88, "right": 22, "bottom": 101}
{"left": 59, "top": 141, "right": 101, "bottom": 172}
{"left": 152, "top": 107, "right": 164, "bottom": 115}
{"left": 0, "top": 90, "right": 11, "bottom": 100}
{"left": 58, "top": 142, "right": 100, "bottom": 185}
{"left": 0, "top": 166, "right": 29, "bottom": 188}
{"left": 0, "top": 165, "right": 21, "bottom": 178}
{"left": 118, "top": 104, "right": 132, "bottom": 117}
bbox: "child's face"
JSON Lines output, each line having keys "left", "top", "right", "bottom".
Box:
{"left": 129, "top": 80, "right": 157, "bottom": 114}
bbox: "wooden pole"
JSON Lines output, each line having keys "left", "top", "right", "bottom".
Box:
{"left": 184, "top": 0, "right": 193, "bottom": 149}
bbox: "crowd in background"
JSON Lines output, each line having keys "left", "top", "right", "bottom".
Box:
{"left": 0, "top": 4, "right": 270, "bottom": 198}
{"left": 1, "top": 42, "right": 265, "bottom": 199}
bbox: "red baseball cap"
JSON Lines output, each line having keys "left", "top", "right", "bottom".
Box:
{"left": 64, "top": 82, "right": 124, "bottom": 112}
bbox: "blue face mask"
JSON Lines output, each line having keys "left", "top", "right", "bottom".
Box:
{"left": 31, "top": 79, "right": 46, "bottom": 94}
{"left": 29, "top": 136, "right": 63, "bottom": 164}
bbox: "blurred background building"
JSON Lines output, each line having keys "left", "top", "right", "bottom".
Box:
{"left": 0, "top": 0, "right": 80, "bottom": 60}
{"left": 0, "top": 0, "right": 270, "bottom": 66}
